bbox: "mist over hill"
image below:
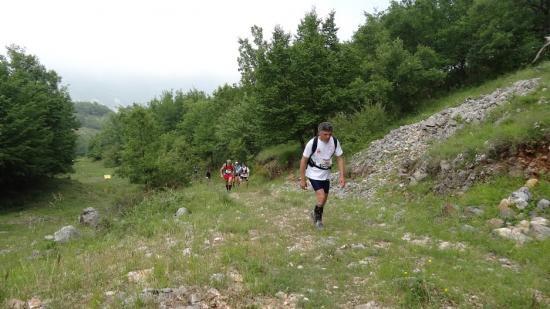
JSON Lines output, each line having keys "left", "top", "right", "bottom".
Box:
{"left": 74, "top": 101, "right": 114, "bottom": 156}
{"left": 64, "top": 72, "right": 237, "bottom": 109}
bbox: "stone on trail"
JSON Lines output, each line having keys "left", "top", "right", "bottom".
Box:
{"left": 79, "top": 207, "right": 99, "bottom": 227}
{"left": 487, "top": 218, "right": 504, "bottom": 229}
{"left": 509, "top": 187, "right": 531, "bottom": 210}
{"left": 493, "top": 227, "right": 532, "bottom": 244}
{"left": 464, "top": 206, "right": 484, "bottom": 217}
{"left": 537, "top": 199, "right": 550, "bottom": 211}
{"left": 6, "top": 299, "right": 26, "bottom": 309}
{"left": 127, "top": 268, "right": 153, "bottom": 284}
{"left": 53, "top": 225, "right": 79, "bottom": 243}
{"left": 525, "top": 178, "right": 539, "bottom": 188}
{"left": 175, "top": 207, "right": 190, "bottom": 217}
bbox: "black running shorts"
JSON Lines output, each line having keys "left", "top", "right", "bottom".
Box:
{"left": 308, "top": 178, "right": 330, "bottom": 193}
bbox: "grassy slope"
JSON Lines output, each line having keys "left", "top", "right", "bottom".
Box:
{"left": 1, "top": 63, "right": 550, "bottom": 308}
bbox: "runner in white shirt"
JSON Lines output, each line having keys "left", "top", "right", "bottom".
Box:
{"left": 299, "top": 122, "right": 346, "bottom": 230}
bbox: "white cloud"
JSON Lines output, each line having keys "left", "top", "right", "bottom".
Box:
{"left": 1, "top": 0, "right": 390, "bottom": 104}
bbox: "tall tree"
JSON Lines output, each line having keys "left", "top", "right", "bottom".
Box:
{"left": 0, "top": 46, "right": 78, "bottom": 187}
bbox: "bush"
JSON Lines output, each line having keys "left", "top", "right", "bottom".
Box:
{"left": 331, "top": 103, "right": 390, "bottom": 155}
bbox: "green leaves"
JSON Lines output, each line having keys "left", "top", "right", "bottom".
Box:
{"left": 0, "top": 46, "right": 78, "bottom": 186}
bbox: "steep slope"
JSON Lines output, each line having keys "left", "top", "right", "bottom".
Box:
{"left": 332, "top": 79, "right": 541, "bottom": 199}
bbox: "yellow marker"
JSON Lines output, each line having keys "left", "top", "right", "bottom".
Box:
{"left": 104, "top": 175, "right": 111, "bottom": 179}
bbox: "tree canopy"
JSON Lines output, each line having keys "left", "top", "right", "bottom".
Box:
{"left": 0, "top": 46, "right": 78, "bottom": 187}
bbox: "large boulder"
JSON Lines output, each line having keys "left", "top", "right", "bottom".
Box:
{"left": 79, "top": 207, "right": 99, "bottom": 227}
{"left": 53, "top": 225, "right": 79, "bottom": 243}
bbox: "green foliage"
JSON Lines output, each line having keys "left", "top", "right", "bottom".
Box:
{"left": 73, "top": 101, "right": 113, "bottom": 156}
{"left": 255, "top": 142, "right": 301, "bottom": 179}
{"left": 0, "top": 46, "right": 78, "bottom": 188}
{"left": 330, "top": 103, "right": 390, "bottom": 155}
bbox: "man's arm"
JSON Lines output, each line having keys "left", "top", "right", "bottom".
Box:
{"left": 299, "top": 156, "right": 308, "bottom": 190}
{"left": 337, "top": 156, "right": 346, "bottom": 188}
{"left": 219, "top": 165, "right": 224, "bottom": 177}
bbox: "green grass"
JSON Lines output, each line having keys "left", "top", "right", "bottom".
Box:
{"left": 402, "top": 61, "right": 550, "bottom": 127}
{"left": 2, "top": 63, "right": 550, "bottom": 307}
{"left": 429, "top": 86, "right": 550, "bottom": 162}
{"left": 2, "top": 158, "right": 550, "bottom": 308}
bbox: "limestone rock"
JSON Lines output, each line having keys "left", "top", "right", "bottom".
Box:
{"left": 175, "top": 207, "right": 190, "bottom": 217}
{"left": 441, "top": 203, "right": 459, "bottom": 216}
{"left": 355, "top": 301, "right": 385, "bottom": 309}
{"left": 79, "top": 207, "right": 99, "bottom": 227}
{"left": 509, "top": 187, "right": 531, "bottom": 210}
{"left": 464, "top": 206, "right": 484, "bottom": 217}
{"left": 487, "top": 218, "right": 504, "bottom": 229}
{"left": 537, "top": 199, "right": 550, "bottom": 211}
{"left": 127, "top": 268, "right": 153, "bottom": 284}
{"left": 530, "top": 223, "right": 550, "bottom": 240}
{"left": 6, "top": 299, "right": 26, "bottom": 309}
{"left": 343, "top": 79, "right": 539, "bottom": 199}
{"left": 27, "top": 296, "right": 42, "bottom": 309}
{"left": 525, "top": 178, "right": 539, "bottom": 188}
{"left": 53, "top": 225, "right": 79, "bottom": 243}
{"left": 493, "top": 227, "right": 532, "bottom": 244}
{"left": 498, "top": 204, "right": 515, "bottom": 220}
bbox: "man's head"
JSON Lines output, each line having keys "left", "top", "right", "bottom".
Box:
{"left": 317, "top": 122, "right": 333, "bottom": 142}
{"left": 226, "top": 159, "right": 231, "bottom": 165}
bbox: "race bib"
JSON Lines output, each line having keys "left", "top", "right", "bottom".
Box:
{"left": 319, "top": 159, "right": 332, "bottom": 169}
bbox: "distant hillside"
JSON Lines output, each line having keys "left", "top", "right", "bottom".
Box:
{"left": 74, "top": 101, "right": 114, "bottom": 156}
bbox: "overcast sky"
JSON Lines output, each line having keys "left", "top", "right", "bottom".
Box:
{"left": 1, "top": 0, "right": 390, "bottom": 109}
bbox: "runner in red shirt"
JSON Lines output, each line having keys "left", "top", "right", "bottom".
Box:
{"left": 219, "top": 159, "right": 235, "bottom": 192}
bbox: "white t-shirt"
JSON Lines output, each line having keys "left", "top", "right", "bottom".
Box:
{"left": 302, "top": 136, "right": 343, "bottom": 180}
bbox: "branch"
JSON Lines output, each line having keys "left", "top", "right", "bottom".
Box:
{"left": 532, "top": 36, "right": 550, "bottom": 64}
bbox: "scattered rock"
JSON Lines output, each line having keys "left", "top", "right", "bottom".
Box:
{"left": 127, "top": 268, "right": 153, "bottom": 284}
{"left": 210, "top": 273, "right": 224, "bottom": 283}
{"left": 464, "top": 206, "right": 484, "bottom": 217}
{"left": 27, "top": 296, "right": 43, "bottom": 309}
{"left": 461, "top": 224, "right": 476, "bottom": 232}
{"left": 79, "top": 207, "right": 99, "bottom": 227}
{"left": 355, "top": 300, "right": 385, "bottom": 309}
{"left": 509, "top": 187, "right": 531, "bottom": 210}
{"left": 487, "top": 218, "right": 504, "bottom": 229}
{"left": 53, "top": 225, "right": 79, "bottom": 243}
{"left": 530, "top": 217, "right": 550, "bottom": 240}
{"left": 441, "top": 203, "right": 459, "bottom": 216}
{"left": 175, "top": 207, "right": 190, "bottom": 217}
{"left": 525, "top": 178, "right": 539, "bottom": 188}
{"left": 182, "top": 248, "right": 192, "bottom": 256}
{"left": 6, "top": 299, "right": 26, "bottom": 309}
{"left": 498, "top": 204, "right": 515, "bottom": 220}
{"left": 537, "top": 199, "right": 550, "bottom": 211}
{"left": 493, "top": 227, "right": 532, "bottom": 244}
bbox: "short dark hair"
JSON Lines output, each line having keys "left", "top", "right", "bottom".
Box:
{"left": 318, "top": 122, "right": 333, "bottom": 133}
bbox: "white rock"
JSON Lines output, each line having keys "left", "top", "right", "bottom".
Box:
{"left": 531, "top": 217, "right": 548, "bottom": 226}
{"left": 53, "top": 225, "right": 79, "bottom": 243}
{"left": 79, "top": 207, "right": 99, "bottom": 227}
{"left": 493, "top": 227, "right": 532, "bottom": 244}
{"left": 175, "top": 207, "right": 189, "bottom": 217}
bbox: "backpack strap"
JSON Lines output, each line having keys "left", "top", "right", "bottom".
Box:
{"left": 307, "top": 136, "right": 338, "bottom": 170}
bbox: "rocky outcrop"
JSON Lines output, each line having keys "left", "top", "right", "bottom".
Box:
{"left": 332, "top": 79, "right": 540, "bottom": 199}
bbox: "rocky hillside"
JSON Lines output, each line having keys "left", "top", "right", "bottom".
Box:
{"left": 332, "top": 79, "right": 542, "bottom": 200}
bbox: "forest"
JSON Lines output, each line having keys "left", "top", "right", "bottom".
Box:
{"left": 1, "top": 0, "right": 549, "bottom": 189}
